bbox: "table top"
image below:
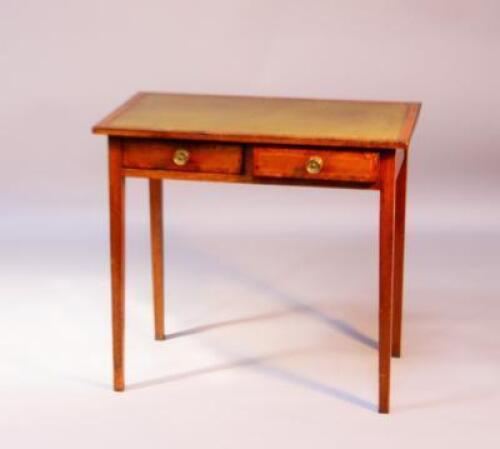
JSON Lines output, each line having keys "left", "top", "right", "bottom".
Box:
{"left": 93, "top": 92, "right": 421, "bottom": 149}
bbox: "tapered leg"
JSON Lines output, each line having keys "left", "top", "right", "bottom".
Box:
{"left": 108, "top": 138, "right": 126, "bottom": 391}
{"left": 392, "top": 154, "right": 408, "bottom": 357}
{"left": 379, "top": 151, "right": 396, "bottom": 413}
{"left": 149, "top": 179, "right": 165, "bottom": 340}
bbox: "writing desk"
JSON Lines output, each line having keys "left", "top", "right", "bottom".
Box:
{"left": 93, "top": 92, "right": 421, "bottom": 413}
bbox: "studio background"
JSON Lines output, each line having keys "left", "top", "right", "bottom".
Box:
{"left": 1, "top": 1, "right": 499, "bottom": 447}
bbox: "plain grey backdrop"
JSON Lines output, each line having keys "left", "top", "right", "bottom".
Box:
{"left": 1, "top": 1, "right": 499, "bottom": 447}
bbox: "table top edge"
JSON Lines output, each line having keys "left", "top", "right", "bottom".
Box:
{"left": 92, "top": 91, "right": 421, "bottom": 150}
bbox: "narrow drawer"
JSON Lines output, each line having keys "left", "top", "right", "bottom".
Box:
{"left": 123, "top": 139, "right": 243, "bottom": 175}
{"left": 253, "top": 147, "right": 379, "bottom": 183}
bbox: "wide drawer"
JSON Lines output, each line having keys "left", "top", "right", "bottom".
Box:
{"left": 253, "top": 147, "right": 379, "bottom": 183}
{"left": 123, "top": 139, "right": 243, "bottom": 174}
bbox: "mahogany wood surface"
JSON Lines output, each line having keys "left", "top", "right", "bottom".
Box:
{"left": 379, "top": 151, "right": 396, "bottom": 413}
{"left": 253, "top": 146, "right": 379, "bottom": 183}
{"left": 149, "top": 179, "right": 165, "bottom": 341}
{"left": 123, "top": 139, "right": 243, "bottom": 174}
{"left": 392, "top": 153, "right": 408, "bottom": 357}
{"left": 108, "top": 137, "right": 125, "bottom": 392}
{"left": 123, "top": 167, "right": 380, "bottom": 190}
{"left": 95, "top": 92, "right": 421, "bottom": 413}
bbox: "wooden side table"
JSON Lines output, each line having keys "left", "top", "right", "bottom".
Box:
{"left": 93, "top": 92, "right": 421, "bottom": 413}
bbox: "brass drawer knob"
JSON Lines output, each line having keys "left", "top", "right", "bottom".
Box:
{"left": 173, "top": 148, "right": 190, "bottom": 166}
{"left": 306, "top": 156, "right": 323, "bottom": 174}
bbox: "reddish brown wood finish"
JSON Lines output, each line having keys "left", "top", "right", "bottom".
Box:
{"left": 379, "top": 150, "right": 396, "bottom": 413}
{"left": 123, "top": 167, "right": 380, "bottom": 190}
{"left": 149, "top": 179, "right": 165, "bottom": 341}
{"left": 123, "top": 139, "right": 242, "bottom": 174}
{"left": 392, "top": 153, "right": 408, "bottom": 357}
{"left": 108, "top": 137, "right": 125, "bottom": 392}
{"left": 97, "top": 93, "right": 420, "bottom": 414}
{"left": 253, "top": 147, "right": 379, "bottom": 183}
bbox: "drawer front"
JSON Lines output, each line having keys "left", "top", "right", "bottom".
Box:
{"left": 253, "top": 147, "right": 379, "bottom": 183}
{"left": 123, "top": 139, "right": 243, "bottom": 174}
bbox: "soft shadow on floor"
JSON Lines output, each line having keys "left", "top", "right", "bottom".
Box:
{"left": 128, "top": 348, "right": 376, "bottom": 412}
{"left": 126, "top": 241, "right": 377, "bottom": 411}
{"left": 165, "top": 307, "right": 302, "bottom": 339}
{"left": 174, "top": 241, "right": 377, "bottom": 350}
{"left": 81, "top": 239, "right": 377, "bottom": 411}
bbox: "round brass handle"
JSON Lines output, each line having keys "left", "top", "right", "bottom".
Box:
{"left": 306, "top": 156, "right": 323, "bottom": 174}
{"left": 173, "top": 148, "right": 190, "bottom": 166}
